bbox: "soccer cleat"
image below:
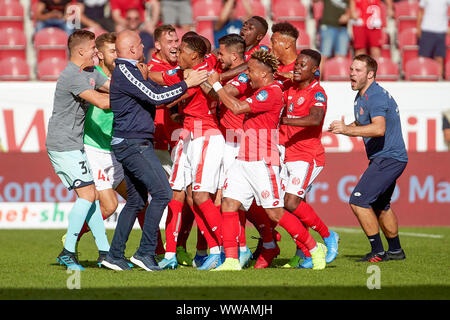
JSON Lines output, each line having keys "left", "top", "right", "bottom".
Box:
{"left": 212, "top": 258, "right": 241, "bottom": 271}
{"left": 176, "top": 246, "right": 193, "bottom": 266}
{"left": 357, "top": 251, "right": 389, "bottom": 263}
{"left": 130, "top": 253, "right": 162, "bottom": 271}
{"left": 310, "top": 243, "right": 327, "bottom": 270}
{"left": 158, "top": 256, "right": 178, "bottom": 270}
{"left": 192, "top": 253, "right": 208, "bottom": 268}
{"left": 323, "top": 230, "right": 340, "bottom": 264}
{"left": 386, "top": 249, "right": 406, "bottom": 260}
{"left": 254, "top": 246, "right": 280, "bottom": 269}
{"left": 282, "top": 255, "right": 302, "bottom": 268}
{"left": 298, "top": 256, "right": 313, "bottom": 269}
{"left": 101, "top": 254, "right": 133, "bottom": 271}
{"left": 57, "top": 249, "right": 85, "bottom": 271}
{"left": 61, "top": 233, "right": 79, "bottom": 255}
{"left": 238, "top": 246, "right": 253, "bottom": 268}
{"left": 197, "top": 254, "right": 223, "bottom": 270}
{"left": 155, "top": 253, "right": 165, "bottom": 262}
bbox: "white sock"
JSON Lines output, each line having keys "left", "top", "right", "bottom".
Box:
{"left": 309, "top": 245, "right": 318, "bottom": 253}
{"left": 239, "top": 246, "right": 247, "bottom": 252}
{"left": 263, "top": 241, "right": 276, "bottom": 249}
{"left": 165, "top": 252, "right": 176, "bottom": 259}
{"left": 209, "top": 246, "right": 220, "bottom": 255}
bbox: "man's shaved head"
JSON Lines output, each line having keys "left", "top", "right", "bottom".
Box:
{"left": 115, "top": 30, "right": 144, "bottom": 61}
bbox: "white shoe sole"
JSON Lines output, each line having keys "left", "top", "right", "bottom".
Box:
{"left": 101, "top": 260, "right": 127, "bottom": 271}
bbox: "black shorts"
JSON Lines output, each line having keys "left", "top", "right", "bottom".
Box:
{"left": 349, "top": 157, "right": 407, "bottom": 211}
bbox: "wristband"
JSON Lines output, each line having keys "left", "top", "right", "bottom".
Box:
{"left": 212, "top": 82, "right": 223, "bottom": 92}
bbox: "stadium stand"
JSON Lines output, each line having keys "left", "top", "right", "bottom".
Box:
{"left": 394, "top": 0, "right": 419, "bottom": 35}
{"left": 397, "top": 27, "right": 419, "bottom": 73}
{"left": 235, "top": 0, "right": 266, "bottom": 19}
{"left": 404, "top": 56, "right": 441, "bottom": 81}
{"left": 272, "top": 0, "right": 307, "bottom": 31}
{"left": 296, "top": 28, "right": 311, "bottom": 51}
{"left": 0, "top": 27, "right": 26, "bottom": 60}
{"left": 34, "top": 27, "right": 68, "bottom": 63}
{"left": 0, "top": 56, "right": 30, "bottom": 80}
{"left": 322, "top": 56, "right": 352, "bottom": 81}
{"left": 37, "top": 56, "right": 66, "bottom": 81}
{"left": 0, "top": 0, "right": 24, "bottom": 31}
{"left": 376, "top": 57, "right": 400, "bottom": 81}
{"left": 446, "top": 60, "right": 450, "bottom": 81}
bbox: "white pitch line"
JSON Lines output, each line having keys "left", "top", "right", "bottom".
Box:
{"left": 332, "top": 227, "right": 444, "bottom": 239}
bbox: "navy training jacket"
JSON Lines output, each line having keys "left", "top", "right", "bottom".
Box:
{"left": 110, "top": 59, "right": 188, "bottom": 139}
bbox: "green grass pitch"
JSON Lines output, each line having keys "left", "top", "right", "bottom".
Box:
{"left": 0, "top": 227, "right": 449, "bottom": 300}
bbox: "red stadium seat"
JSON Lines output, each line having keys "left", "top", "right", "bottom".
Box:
{"left": 235, "top": 0, "right": 266, "bottom": 19}
{"left": 37, "top": 57, "right": 67, "bottom": 81}
{"left": 34, "top": 27, "right": 68, "bottom": 62}
{"left": 0, "top": 56, "right": 30, "bottom": 81}
{"left": 404, "top": 57, "right": 440, "bottom": 81}
{"left": 394, "top": 0, "right": 419, "bottom": 34}
{"left": 376, "top": 57, "right": 400, "bottom": 81}
{"left": 446, "top": 33, "right": 450, "bottom": 65}
{"left": 0, "top": 27, "right": 26, "bottom": 60}
{"left": 322, "top": 56, "right": 351, "bottom": 81}
{"left": 272, "top": 0, "right": 307, "bottom": 31}
{"left": 312, "top": 0, "right": 323, "bottom": 27}
{"left": 380, "top": 29, "right": 391, "bottom": 59}
{"left": 260, "top": 32, "right": 271, "bottom": 47}
{"left": 397, "top": 27, "right": 419, "bottom": 71}
{"left": 0, "top": 0, "right": 24, "bottom": 31}
{"left": 192, "top": 0, "right": 222, "bottom": 22}
{"left": 296, "top": 28, "right": 310, "bottom": 51}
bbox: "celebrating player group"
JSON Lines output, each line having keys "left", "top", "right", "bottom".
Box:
{"left": 47, "top": 13, "right": 407, "bottom": 272}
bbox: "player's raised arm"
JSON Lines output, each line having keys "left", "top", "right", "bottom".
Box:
{"left": 79, "top": 90, "right": 110, "bottom": 109}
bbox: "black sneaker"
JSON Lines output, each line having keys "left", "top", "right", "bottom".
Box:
{"left": 101, "top": 254, "right": 133, "bottom": 271}
{"left": 386, "top": 249, "right": 406, "bottom": 260}
{"left": 130, "top": 253, "right": 162, "bottom": 271}
{"left": 97, "top": 251, "right": 109, "bottom": 267}
{"left": 357, "top": 251, "right": 389, "bottom": 263}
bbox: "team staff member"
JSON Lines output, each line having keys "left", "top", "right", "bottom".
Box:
{"left": 329, "top": 54, "right": 407, "bottom": 262}
{"left": 101, "top": 30, "right": 208, "bottom": 271}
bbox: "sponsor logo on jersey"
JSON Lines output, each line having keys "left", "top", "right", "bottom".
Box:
{"left": 256, "top": 90, "right": 268, "bottom": 102}
{"left": 237, "top": 73, "right": 248, "bottom": 83}
{"left": 166, "top": 68, "right": 177, "bottom": 76}
{"left": 261, "top": 190, "right": 270, "bottom": 199}
{"left": 315, "top": 92, "right": 326, "bottom": 102}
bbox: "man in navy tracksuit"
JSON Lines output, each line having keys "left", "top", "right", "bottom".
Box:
{"left": 101, "top": 30, "right": 208, "bottom": 271}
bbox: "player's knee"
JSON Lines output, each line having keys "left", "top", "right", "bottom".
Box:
{"left": 101, "top": 200, "right": 119, "bottom": 218}
{"left": 284, "top": 195, "right": 301, "bottom": 213}
{"left": 192, "top": 191, "right": 210, "bottom": 206}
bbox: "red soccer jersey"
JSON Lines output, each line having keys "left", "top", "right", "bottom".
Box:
{"left": 244, "top": 44, "right": 270, "bottom": 62}
{"left": 219, "top": 72, "right": 253, "bottom": 141}
{"left": 163, "top": 60, "right": 221, "bottom": 139}
{"left": 275, "top": 60, "right": 296, "bottom": 146}
{"left": 237, "top": 83, "right": 284, "bottom": 165}
{"left": 283, "top": 79, "right": 327, "bottom": 166}
{"left": 110, "top": 0, "right": 148, "bottom": 20}
{"left": 147, "top": 53, "right": 182, "bottom": 150}
{"left": 354, "top": 0, "right": 383, "bottom": 29}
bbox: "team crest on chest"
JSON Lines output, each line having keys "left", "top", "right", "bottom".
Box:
{"left": 297, "top": 97, "right": 305, "bottom": 105}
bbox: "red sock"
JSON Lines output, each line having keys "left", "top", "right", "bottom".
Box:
{"left": 292, "top": 201, "right": 330, "bottom": 238}
{"left": 178, "top": 203, "right": 194, "bottom": 248}
{"left": 198, "top": 199, "right": 223, "bottom": 246}
{"left": 278, "top": 210, "right": 316, "bottom": 250}
{"left": 238, "top": 209, "right": 247, "bottom": 247}
{"left": 246, "top": 202, "right": 274, "bottom": 243}
{"left": 294, "top": 238, "right": 312, "bottom": 257}
{"left": 222, "top": 212, "right": 240, "bottom": 259}
{"left": 165, "top": 199, "right": 184, "bottom": 253}
{"left": 190, "top": 204, "right": 220, "bottom": 249}
{"left": 196, "top": 227, "right": 208, "bottom": 251}
{"left": 77, "top": 222, "right": 90, "bottom": 241}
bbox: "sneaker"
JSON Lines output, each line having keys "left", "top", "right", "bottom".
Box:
{"left": 254, "top": 246, "right": 280, "bottom": 269}
{"left": 282, "top": 255, "right": 302, "bottom": 268}
{"left": 323, "top": 230, "right": 340, "bottom": 264}
{"left": 176, "top": 246, "right": 193, "bottom": 266}
{"left": 238, "top": 247, "right": 253, "bottom": 268}
{"left": 158, "top": 256, "right": 178, "bottom": 270}
{"left": 192, "top": 253, "right": 208, "bottom": 268}
{"left": 101, "top": 254, "right": 133, "bottom": 271}
{"left": 130, "top": 253, "right": 162, "bottom": 271}
{"left": 310, "top": 243, "right": 327, "bottom": 270}
{"left": 386, "top": 249, "right": 406, "bottom": 260}
{"left": 212, "top": 258, "right": 241, "bottom": 271}
{"left": 57, "top": 249, "right": 85, "bottom": 271}
{"left": 97, "top": 251, "right": 109, "bottom": 267}
{"left": 357, "top": 251, "right": 389, "bottom": 263}
{"left": 197, "top": 253, "right": 223, "bottom": 270}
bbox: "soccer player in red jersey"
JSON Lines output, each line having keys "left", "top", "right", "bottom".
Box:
{"left": 207, "top": 50, "right": 327, "bottom": 271}
{"left": 281, "top": 49, "right": 340, "bottom": 268}
{"left": 162, "top": 36, "right": 226, "bottom": 270}
{"left": 350, "top": 0, "right": 393, "bottom": 59}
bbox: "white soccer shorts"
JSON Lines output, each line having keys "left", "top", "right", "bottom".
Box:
{"left": 223, "top": 159, "right": 284, "bottom": 211}
{"left": 169, "top": 134, "right": 191, "bottom": 191}
{"left": 285, "top": 159, "right": 323, "bottom": 198}
{"left": 186, "top": 134, "right": 224, "bottom": 194}
{"left": 84, "top": 144, "right": 125, "bottom": 191}
{"left": 218, "top": 140, "right": 240, "bottom": 189}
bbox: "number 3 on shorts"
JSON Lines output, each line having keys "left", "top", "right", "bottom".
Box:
{"left": 79, "top": 161, "right": 89, "bottom": 175}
